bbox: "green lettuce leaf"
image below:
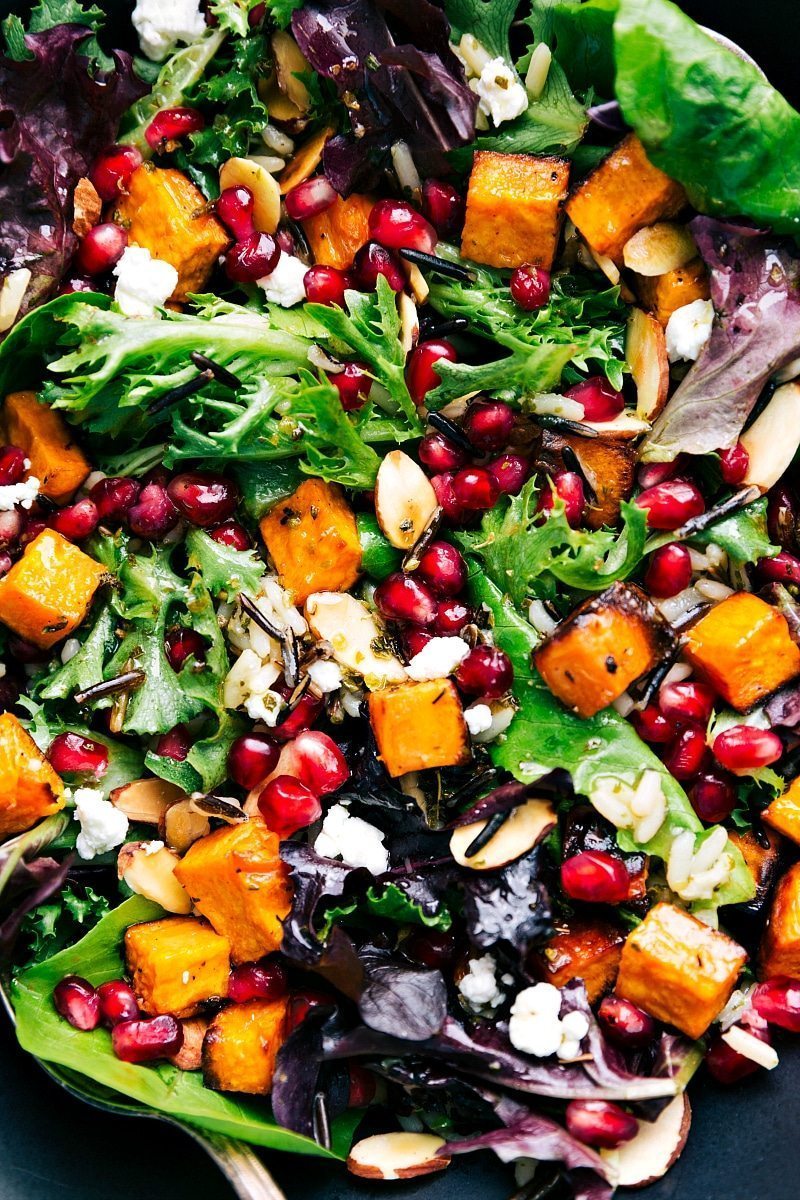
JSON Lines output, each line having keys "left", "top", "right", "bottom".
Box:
{"left": 645, "top": 497, "right": 778, "bottom": 565}
{"left": 18, "top": 883, "right": 110, "bottom": 967}
{"left": 184, "top": 527, "right": 264, "bottom": 597}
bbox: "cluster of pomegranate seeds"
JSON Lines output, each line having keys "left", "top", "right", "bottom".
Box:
{"left": 167, "top": 472, "right": 239, "bottom": 527}
{"left": 144, "top": 107, "right": 204, "bottom": 149}
{"left": 75, "top": 223, "right": 128, "bottom": 276}
{"left": 89, "top": 144, "right": 142, "bottom": 201}
{"left": 368, "top": 199, "right": 437, "bottom": 254}
{"left": 216, "top": 185, "right": 256, "bottom": 240}
{"left": 224, "top": 232, "right": 280, "bottom": 284}
{"left": 566, "top": 1100, "right": 638, "bottom": 1149}
{"left": 285, "top": 175, "right": 338, "bottom": 222}
{"left": 47, "top": 732, "right": 108, "bottom": 778}
{"left": 228, "top": 732, "right": 281, "bottom": 789}
{"left": 509, "top": 264, "right": 551, "bottom": 311}
{"left": 352, "top": 242, "right": 406, "bottom": 292}
{"left": 561, "top": 849, "right": 630, "bottom": 904}
{"left": 564, "top": 376, "right": 624, "bottom": 422}
{"left": 407, "top": 338, "right": 458, "bottom": 405}
{"left": 330, "top": 362, "right": 372, "bottom": 411}
{"left": 597, "top": 995, "right": 656, "bottom": 1049}
{"left": 304, "top": 264, "right": 352, "bottom": 307}
{"left": 112, "top": 1014, "right": 184, "bottom": 1064}
{"left": 228, "top": 957, "right": 288, "bottom": 1004}
{"left": 537, "top": 470, "right": 586, "bottom": 527}
{"left": 90, "top": 476, "right": 140, "bottom": 523}
{"left": 635, "top": 479, "right": 705, "bottom": 529}
{"left": 644, "top": 542, "right": 692, "bottom": 597}
{"left": 257, "top": 731, "right": 349, "bottom": 835}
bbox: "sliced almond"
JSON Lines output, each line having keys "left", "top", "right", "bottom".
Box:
{"left": 279, "top": 125, "right": 335, "bottom": 194}
{"left": 163, "top": 799, "right": 211, "bottom": 854}
{"left": 219, "top": 157, "right": 281, "bottom": 234}
{"left": 305, "top": 591, "right": 407, "bottom": 688}
{"left": 72, "top": 177, "right": 102, "bottom": 238}
{"left": 259, "top": 77, "right": 306, "bottom": 124}
{"left": 117, "top": 842, "right": 192, "bottom": 914}
{"left": 398, "top": 292, "right": 419, "bottom": 356}
{"left": 740, "top": 381, "right": 800, "bottom": 491}
{"left": 406, "top": 262, "right": 430, "bottom": 305}
{"left": 347, "top": 1133, "right": 450, "bottom": 1181}
{"left": 602, "top": 1094, "right": 690, "bottom": 1189}
{"left": 374, "top": 450, "right": 439, "bottom": 550}
{"left": 169, "top": 1017, "right": 208, "bottom": 1071}
{"left": 623, "top": 223, "right": 697, "bottom": 277}
{"left": 0, "top": 268, "right": 31, "bottom": 333}
{"left": 627, "top": 307, "right": 669, "bottom": 421}
{"left": 721, "top": 1025, "right": 779, "bottom": 1070}
{"left": 589, "top": 246, "right": 621, "bottom": 286}
{"left": 111, "top": 778, "right": 186, "bottom": 824}
{"left": 272, "top": 31, "right": 312, "bottom": 112}
{"left": 583, "top": 412, "right": 652, "bottom": 439}
{"left": 450, "top": 797, "right": 556, "bottom": 870}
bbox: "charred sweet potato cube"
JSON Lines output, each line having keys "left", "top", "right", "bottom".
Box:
{"left": 3, "top": 391, "right": 90, "bottom": 504}
{"left": 260, "top": 478, "right": 362, "bottom": 604}
{"left": 724, "top": 827, "right": 783, "bottom": 950}
{"left": 634, "top": 257, "right": 710, "bottom": 327}
{"left": 0, "top": 713, "right": 65, "bottom": 838}
{"left": 617, "top": 903, "right": 746, "bottom": 1039}
{"left": 534, "top": 582, "right": 672, "bottom": 718}
{"left": 368, "top": 678, "right": 470, "bottom": 778}
{"left": 113, "top": 165, "right": 230, "bottom": 302}
{"left": 684, "top": 593, "right": 800, "bottom": 712}
{"left": 124, "top": 917, "right": 230, "bottom": 1019}
{"left": 174, "top": 817, "right": 292, "bottom": 964}
{"left": 537, "top": 430, "right": 637, "bottom": 530}
{"left": 531, "top": 919, "right": 625, "bottom": 1003}
{"left": 566, "top": 135, "right": 686, "bottom": 264}
{"left": 760, "top": 863, "right": 800, "bottom": 979}
{"left": 303, "top": 193, "right": 374, "bottom": 270}
{"left": 0, "top": 529, "right": 106, "bottom": 648}
{"left": 461, "top": 151, "right": 570, "bottom": 270}
{"left": 765, "top": 777, "right": 800, "bottom": 845}
{"left": 203, "top": 997, "right": 289, "bottom": 1094}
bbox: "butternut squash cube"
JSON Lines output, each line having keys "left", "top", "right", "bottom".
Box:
{"left": 203, "top": 997, "right": 289, "bottom": 1094}
{"left": 534, "top": 582, "right": 672, "bottom": 718}
{"left": 124, "top": 917, "right": 230, "bottom": 1018}
{"left": 461, "top": 151, "right": 569, "bottom": 270}
{"left": 531, "top": 919, "right": 624, "bottom": 1003}
{"left": 617, "top": 903, "right": 746, "bottom": 1039}
{"left": 3, "top": 391, "right": 90, "bottom": 504}
{"left": 764, "top": 777, "right": 800, "bottom": 845}
{"left": 566, "top": 134, "right": 686, "bottom": 264}
{"left": 538, "top": 429, "right": 636, "bottom": 530}
{"left": 113, "top": 165, "right": 230, "bottom": 302}
{"left": 0, "top": 712, "right": 65, "bottom": 838}
{"left": 174, "top": 817, "right": 292, "bottom": 964}
{"left": 635, "top": 257, "right": 710, "bottom": 327}
{"left": 0, "top": 529, "right": 106, "bottom": 648}
{"left": 259, "top": 478, "right": 362, "bottom": 604}
{"left": 368, "top": 678, "right": 469, "bottom": 778}
{"left": 684, "top": 593, "right": 800, "bottom": 712}
{"left": 760, "top": 863, "right": 800, "bottom": 980}
{"left": 303, "top": 193, "right": 374, "bottom": 271}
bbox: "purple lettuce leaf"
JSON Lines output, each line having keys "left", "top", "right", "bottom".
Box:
{"left": 272, "top": 1005, "right": 350, "bottom": 1138}
{"left": 642, "top": 218, "right": 800, "bottom": 462}
{"left": 463, "top": 848, "right": 553, "bottom": 955}
{"left": 442, "top": 1111, "right": 612, "bottom": 1184}
{"left": 0, "top": 855, "right": 73, "bottom": 962}
{"left": 448, "top": 780, "right": 540, "bottom": 828}
{"left": 765, "top": 679, "right": 800, "bottom": 728}
{"left": 0, "top": 26, "right": 146, "bottom": 323}
{"left": 279, "top": 842, "right": 365, "bottom": 964}
{"left": 359, "top": 957, "right": 448, "bottom": 1040}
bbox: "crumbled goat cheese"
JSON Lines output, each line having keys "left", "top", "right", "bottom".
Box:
{"left": 142, "top": 839, "right": 165, "bottom": 855}
{"left": 458, "top": 955, "right": 506, "bottom": 1012}
{"left": 667, "top": 826, "right": 733, "bottom": 902}
{"left": 314, "top": 803, "right": 389, "bottom": 875}
{"left": 717, "top": 985, "right": 756, "bottom": 1032}
{"left": 590, "top": 770, "right": 666, "bottom": 845}
{"left": 73, "top": 787, "right": 129, "bottom": 860}
{"left": 665, "top": 299, "right": 714, "bottom": 363}
{"left": 223, "top": 577, "right": 308, "bottom": 721}
{"left": 0, "top": 475, "right": 40, "bottom": 512}
{"left": 113, "top": 246, "right": 179, "bottom": 318}
{"left": 307, "top": 659, "right": 343, "bottom": 694}
{"left": 132, "top": 0, "right": 206, "bottom": 61}
{"left": 471, "top": 701, "right": 516, "bottom": 744}
{"left": 472, "top": 57, "right": 529, "bottom": 126}
{"left": 508, "top": 983, "right": 590, "bottom": 1059}
{"left": 464, "top": 703, "right": 493, "bottom": 737}
{"left": 406, "top": 636, "right": 470, "bottom": 682}
{"left": 258, "top": 254, "right": 308, "bottom": 307}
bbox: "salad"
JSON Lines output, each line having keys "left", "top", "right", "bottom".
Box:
{"left": 1, "top": 0, "right": 800, "bottom": 1194}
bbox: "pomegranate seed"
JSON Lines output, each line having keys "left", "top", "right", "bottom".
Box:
{"left": 276, "top": 228, "right": 297, "bottom": 257}
{"left": 407, "top": 339, "right": 458, "bottom": 406}
{"left": 348, "top": 1063, "right": 377, "bottom": 1108}
{"left": 0, "top": 553, "right": 11, "bottom": 579}
{"left": 285, "top": 175, "right": 338, "bottom": 221}
{"left": 404, "top": 928, "right": 457, "bottom": 968}
{"left": 753, "top": 978, "right": 800, "bottom": 1032}
{"left": 47, "top": 732, "right": 108, "bottom": 778}
{"left": 452, "top": 466, "right": 500, "bottom": 512}
{"left": 419, "top": 432, "right": 467, "bottom": 472}
{"left": 368, "top": 198, "right": 437, "bottom": 254}
{"left": 112, "top": 1014, "right": 184, "bottom": 1063}
{"left": 228, "top": 958, "right": 288, "bottom": 1004}
{"left": 154, "top": 725, "right": 191, "bottom": 761}
{"left": 248, "top": 1, "right": 266, "bottom": 25}
{"left": 637, "top": 460, "right": 681, "bottom": 489}
{"left": 561, "top": 850, "right": 629, "bottom": 904}
{"left": 509, "top": 264, "right": 551, "bottom": 311}
{"left": 455, "top": 645, "right": 513, "bottom": 698}
{"left": 487, "top": 453, "right": 529, "bottom": 495}
{"left": 287, "top": 989, "right": 332, "bottom": 1032}
{"left": 691, "top": 771, "right": 736, "bottom": 823}
{"left": 304, "top": 264, "right": 353, "bottom": 306}
{"left": 415, "top": 541, "right": 467, "bottom": 596}
{"left": 659, "top": 680, "right": 716, "bottom": 726}
{"left": 228, "top": 733, "right": 280, "bottom": 789}
{"left": 756, "top": 551, "right": 800, "bottom": 584}
{"left": 566, "top": 1100, "right": 638, "bottom": 1150}
{"left": 432, "top": 598, "right": 473, "bottom": 635}
{"left": 421, "top": 179, "right": 464, "bottom": 239}
{"left": 635, "top": 480, "right": 705, "bottom": 530}
{"left": 537, "top": 471, "right": 586, "bottom": 527}
{"left": 767, "top": 485, "right": 798, "bottom": 549}
{"left": 352, "top": 242, "right": 406, "bottom": 292}
{"left": 97, "top": 979, "right": 139, "bottom": 1027}
{"left": 0, "top": 508, "right": 23, "bottom": 550}
{"left": 644, "top": 542, "right": 692, "bottom": 598}
{"left": 273, "top": 693, "right": 325, "bottom": 742}
{"left": 463, "top": 400, "right": 515, "bottom": 452}
{"left": 216, "top": 185, "right": 256, "bottom": 240}
{"left": 403, "top": 630, "right": 432, "bottom": 660}
{"left": 145, "top": 107, "right": 204, "bottom": 148}
{"left": 705, "top": 1024, "right": 771, "bottom": 1085}
{"left": 89, "top": 144, "right": 142, "bottom": 201}
{"left": 713, "top": 726, "right": 782, "bottom": 772}
{"left": 167, "top": 472, "right": 239, "bottom": 527}
{"left": 74, "top": 223, "right": 128, "bottom": 275}
{"left": 719, "top": 442, "right": 749, "bottom": 484}
{"left": 375, "top": 571, "right": 437, "bottom": 625}
{"left": 90, "top": 476, "right": 140, "bottom": 524}
{"left": 50, "top": 498, "right": 98, "bottom": 542}
{"left": 631, "top": 704, "right": 676, "bottom": 745}
{"left": 664, "top": 725, "right": 709, "bottom": 781}
{"left": 0, "top": 445, "right": 26, "bottom": 485}
{"left": 430, "top": 472, "right": 464, "bottom": 523}
{"left": 53, "top": 976, "right": 101, "bottom": 1031}
{"left": 258, "top": 775, "right": 322, "bottom": 836}
{"left": 331, "top": 362, "right": 372, "bottom": 412}
{"left": 225, "top": 233, "right": 280, "bottom": 284}
{"left": 208, "top": 519, "right": 252, "bottom": 550}
{"left": 128, "top": 480, "right": 179, "bottom": 540}
{"left": 597, "top": 995, "right": 656, "bottom": 1049}
{"left": 280, "top": 730, "right": 350, "bottom": 795}
{"left": 165, "top": 627, "right": 206, "bottom": 672}
{"left": 564, "top": 376, "right": 624, "bottom": 422}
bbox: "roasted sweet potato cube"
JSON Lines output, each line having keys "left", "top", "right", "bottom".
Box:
{"left": 534, "top": 582, "right": 672, "bottom": 718}
{"left": 260, "top": 478, "right": 362, "bottom": 605}
{"left": 124, "top": 917, "right": 230, "bottom": 1019}
{"left": 760, "top": 863, "right": 800, "bottom": 980}
{"left": 724, "top": 827, "right": 783, "bottom": 950}
{"left": 538, "top": 430, "right": 637, "bottom": 530}
{"left": 368, "top": 678, "right": 470, "bottom": 778}
{"left": 303, "top": 193, "right": 374, "bottom": 270}
{"left": 461, "top": 151, "right": 569, "bottom": 270}
{"left": 113, "top": 165, "right": 230, "bottom": 302}
{"left": 635, "top": 257, "right": 710, "bottom": 327}
{"left": 0, "top": 529, "right": 106, "bottom": 648}
{"left": 0, "top": 713, "right": 65, "bottom": 838}
{"left": 3, "top": 391, "right": 90, "bottom": 504}
{"left": 566, "top": 135, "right": 686, "bottom": 264}
{"left": 617, "top": 903, "right": 746, "bottom": 1039}
{"left": 532, "top": 919, "right": 624, "bottom": 1003}
{"left": 765, "top": 777, "right": 800, "bottom": 845}
{"left": 174, "top": 818, "right": 292, "bottom": 964}
{"left": 684, "top": 593, "right": 800, "bottom": 712}
{"left": 203, "top": 997, "right": 289, "bottom": 1094}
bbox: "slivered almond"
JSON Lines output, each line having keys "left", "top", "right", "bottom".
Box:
{"left": 111, "top": 778, "right": 186, "bottom": 824}
{"left": 72, "top": 177, "right": 102, "bottom": 238}
{"left": 163, "top": 799, "right": 211, "bottom": 854}
{"left": 602, "top": 1095, "right": 690, "bottom": 1188}
{"left": 279, "top": 126, "right": 335, "bottom": 194}
{"left": 219, "top": 157, "right": 281, "bottom": 234}
{"left": 450, "top": 797, "right": 556, "bottom": 870}
{"left": 169, "top": 1016, "right": 208, "bottom": 1071}
{"left": 623, "top": 223, "right": 697, "bottom": 277}
{"left": 627, "top": 307, "right": 669, "bottom": 421}
{"left": 272, "top": 32, "right": 312, "bottom": 112}
{"left": 305, "top": 591, "right": 407, "bottom": 688}
{"left": 347, "top": 1133, "right": 450, "bottom": 1181}
{"left": 117, "top": 842, "right": 192, "bottom": 914}
{"left": 583, "top": 412, "right": 652, "bottom": 438}
{"left": 374, "top": 450, "right": 439, "bottom": 550}
{"left": 0, "top": 268, "right": 31, "bottom": 333}
{"left": 399, "top": 292, "right": 419, "bottom": 355}
{"left": 740, "top": 382, "right": 800, "bottom": 491}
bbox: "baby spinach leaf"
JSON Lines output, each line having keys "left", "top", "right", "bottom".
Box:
{"left": 551, "top": 0, "right": 616, "bottom": 97}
